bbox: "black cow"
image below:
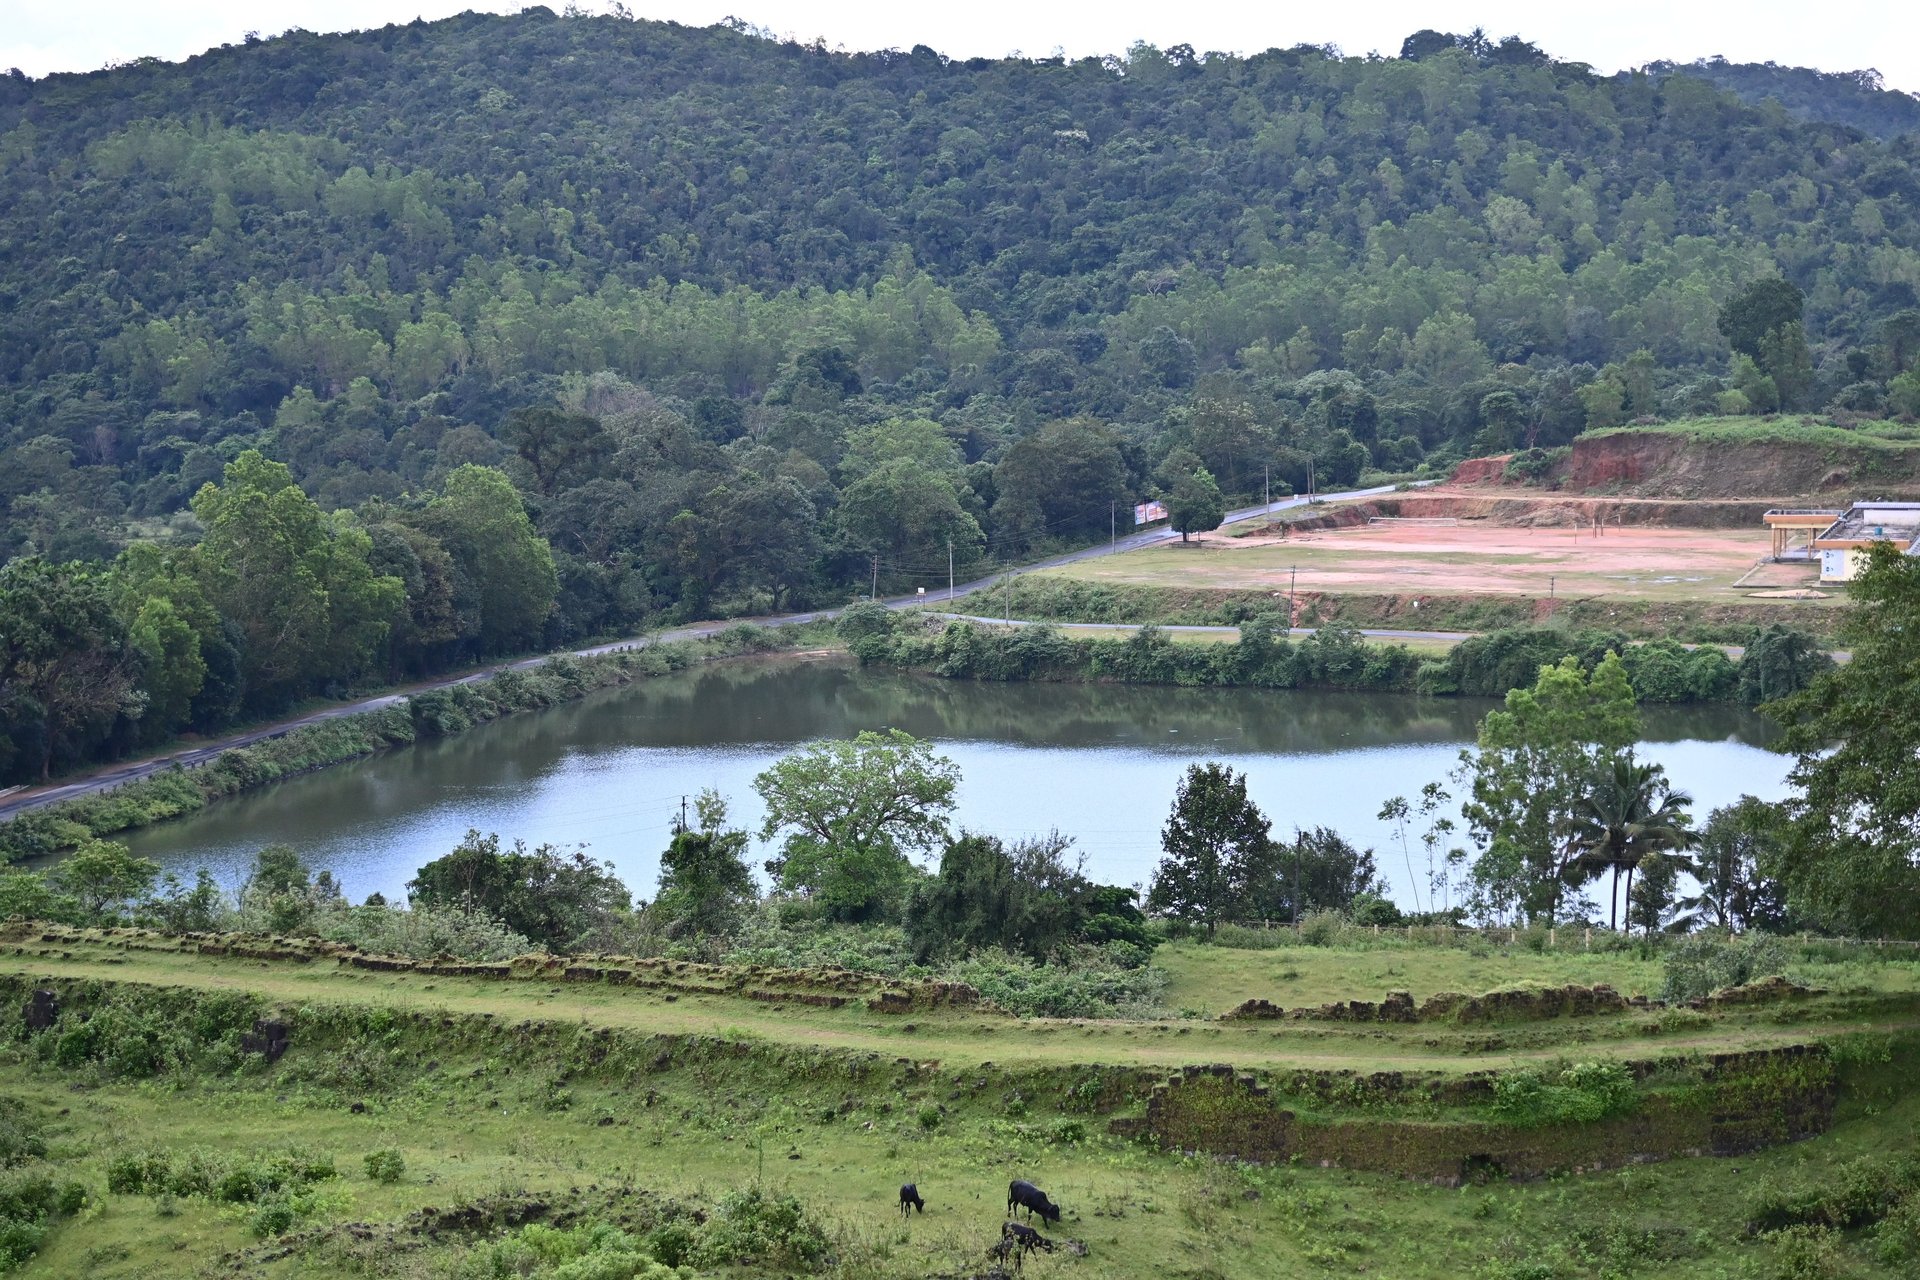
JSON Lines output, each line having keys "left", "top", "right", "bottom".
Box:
{"left": 898, "top": 1183, "right": 925, "bottom": 1218}
{"left": 1003, "top": 1221, "right": 1055, "bottom": 1254}
{"left": 1007, "top": 1179, "right": 1061, "bottom": 1226}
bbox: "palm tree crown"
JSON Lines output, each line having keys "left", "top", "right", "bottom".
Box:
{"left": 1561, "top": 753, "right": 1697, "bottom": 931}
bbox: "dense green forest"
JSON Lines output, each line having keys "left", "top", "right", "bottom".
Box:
{"left": 2, "top": 10, "right": 1919, "bottom": 783}
{"left": 1645, "top": 58, "right": 1920, "bottom": 140}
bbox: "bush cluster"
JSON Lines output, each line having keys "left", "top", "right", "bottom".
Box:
{"left": 851, "top": 610, "right": 1419, "bottom": 693}
{"left": 27, "top": 988, "right": 259, "bottom": 1080}
{"left": 1490, "top": 1060, "right": 1637, "bottom": 1127}
{"left": 0, "top": 1173, "right": 86, "bottom": 1273}
{"left": 1660, "top": 933, "right": 1792, "bottom": 1002}
{"left": 467, "top": 1189, "right": 831, "bottom": 1278}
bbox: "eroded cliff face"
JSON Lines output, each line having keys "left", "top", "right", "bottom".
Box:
{"left": 1556, "top": 431, "right": 1920, "bottom": 499}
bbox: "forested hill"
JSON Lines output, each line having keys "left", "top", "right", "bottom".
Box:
{"left": 3, "top": 10, "right": 1920, "bottom": 782}
{"left": 1641, "top": 58, "right": 1920, "bottom": 140}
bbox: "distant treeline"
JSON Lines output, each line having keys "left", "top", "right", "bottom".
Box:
{"left": 841, "top": 605, "right": 1830, "bottom": 706}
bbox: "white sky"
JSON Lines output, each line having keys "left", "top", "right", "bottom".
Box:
{"left": 4, "top": 2, "right": 1918, "bottom": 94}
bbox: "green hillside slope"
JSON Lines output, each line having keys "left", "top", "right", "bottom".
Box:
{"left": 2, "top": 11, "right": 1918, "bottom": 781}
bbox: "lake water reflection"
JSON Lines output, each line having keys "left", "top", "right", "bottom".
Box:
{"left": 126, "top": 654, "right": 1791, "bottom": 911}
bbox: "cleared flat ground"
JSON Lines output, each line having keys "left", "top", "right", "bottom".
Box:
{"left": 1043, "top": 518, "right": 1827, "bottom": 603}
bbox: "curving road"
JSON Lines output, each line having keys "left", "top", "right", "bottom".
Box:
{"left": 0, "top": 482, "right": 1432, "bottom": 822}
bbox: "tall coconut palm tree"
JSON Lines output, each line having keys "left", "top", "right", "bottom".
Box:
{"left": 1561, "top": 754, "right": 1697, "bottom": 931}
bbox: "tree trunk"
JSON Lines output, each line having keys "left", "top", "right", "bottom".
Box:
{"left": 1609, "top": 865, "right": 1619, "bottom": 931}
{"left": 1622, "top": 864, "right": 1636, "bottom": 934}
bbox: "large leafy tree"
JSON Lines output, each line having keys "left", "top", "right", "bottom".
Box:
{"left": 190, "top": 450, "right": 403, "bottom": 708}
{"left": 1165, "top": 466, "right": 1226, "bottom": 543}
{"left": 1148, "top": 762, "right": 1273, "bottom": 933}
{"left": 0, "top": 557, "right": 142, "bottom": 779}
{"left": 502, "top": 406, "right": 612, "bottom": 495}
{"left": 48, "top": 839, "right": 159, "bottom": 919}
{"left": 753, "top": 729, "right": 960, "bottom": 920}
{"left": 833, "top": 459, "right": 985, "bottom": 586}
{"left": 1460, "top": 653, "right": 1640, "bottom": 925}
{"left": 420, "top": 465, "right": 558, "bottom": 655}
{"left": 1771, "top": 544, "right": 1920, "bottom": 936}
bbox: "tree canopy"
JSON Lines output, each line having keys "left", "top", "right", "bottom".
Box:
{"left": 753, "top": 729, "right": 961, "bottom": 920}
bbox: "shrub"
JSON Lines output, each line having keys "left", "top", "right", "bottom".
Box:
{"left": 362, "top": 1150, "right": 405, "bottom": 1185}
{"left": 693, "top": 1188, "right": 831, "bottom": 1272}
{"left": 0, "top": 1172, "right": 75, "bottom": 1272}
{"left": 0, "top": 1103, "right": 45, "bottom": 1170}
{"left": 313, "top": 902, "right": 536, "bottom": 961}
{"left": 1491, "top": 1061, "right": 1636, "bottom": 1127}
{"left": 1661, "top": 933, "right": 1791, "bottom": 1002}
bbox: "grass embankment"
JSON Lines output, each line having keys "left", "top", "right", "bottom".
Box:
{"left": 2, "top": 930, "right": 1919, "bottom": 1278}
{"left": 1581, "top": 416, "right": 1920, "bottom": 449}
{"left": 992, "top": 575, "right": 1843, "bottom": 642}
{"left": 860, "top": 609, "right": 1805, "bottom": 707}
{"left": 0, "top": 623, "right": 827, "bottom": 866}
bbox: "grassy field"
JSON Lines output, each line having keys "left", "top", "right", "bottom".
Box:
{"left": 1038, "top": 522, "right": 1793, "bottom": 605}
{"left": 4, "top": 928, "right": 1919, "bottom": 1279}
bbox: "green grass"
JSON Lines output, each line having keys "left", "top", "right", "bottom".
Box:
{"left": 15, "top": 1051, "right": 1916, "bottom": 1280}
{"left": 1582, "top": 415, "right": 1920, "bottom": 449}
{"left": 4, "top": 931, "right": 1919, "bottom": 1278}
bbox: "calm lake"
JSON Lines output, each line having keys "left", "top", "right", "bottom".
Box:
{"left": 125, "top": 654, "right": 1792, "bottom": 913}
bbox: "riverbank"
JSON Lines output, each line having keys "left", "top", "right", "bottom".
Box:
{"left": 846, "top": 608, "right": 1823, "bottom": 708}
{"left": 0, "top": 623, "right": 830, "bottom": 865}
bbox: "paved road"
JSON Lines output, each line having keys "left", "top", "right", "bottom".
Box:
{"left": 0, "top": 478, "right": 1468, "bottom": 823}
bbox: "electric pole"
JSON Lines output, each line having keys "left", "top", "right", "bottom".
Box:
{"left": 1288, "top": 564, "right": 1297, "bottom": 632}
{"left": 1004, "top": 573, "right": 1012, "bottom": 625}
{"left": 1292, "top": 838, "right": 1301, "bottom": 931}
{"left": 947, "top": 538, "right": 954, "bottom": 602}
{"left": 1111, "top": 500, "right": 1116, "bottom": 548}
{"left": 1264, "top": 462, "right": 1270, "bottom": 513}
{"left": 870, "top": 555, "right": 878, "bottom": 601}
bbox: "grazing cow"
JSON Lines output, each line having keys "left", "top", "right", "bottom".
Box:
{"left": 898, "top": 1183, "right": 925, "bottom": 1218}
{"left": 1003, "top": 1220, "right": 1055, "bottom": 1256}
{"left": 1007, "top": 1179, "right": 1062, "bottom": 1226}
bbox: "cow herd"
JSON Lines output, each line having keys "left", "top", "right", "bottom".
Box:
{"left": 898, "top": 1177, "right": 1072, "bottom": 1272}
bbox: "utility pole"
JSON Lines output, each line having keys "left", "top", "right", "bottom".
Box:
{"left": 1264, "top": 462, "right": 1271, "bottom": 513}
{"left": 1288, "top": 564, "right": 1297, "bottom": 632}
{"left": 1550, "top": 575, "right": 1556, "bottom": 601}
{"left": 870, "top": 555, "right": 878, "bottom": 602}
{"left": 1308, "top": 458, "right": 1315, "bottom": 502}
{"left": 1110, "top": 500, "right": 1116, "bottom": 548}
{"left": 948, "top": 538, "right": 954, "bottom": 603}
{"left": 1004, "top": 573, "right": 1012, "bottom": 626}
{"left": 677, "top": 795, "right": 688, "bottom": 832}
{"left": 1292, "top": 838, "right": 1301, "bottom": 932}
